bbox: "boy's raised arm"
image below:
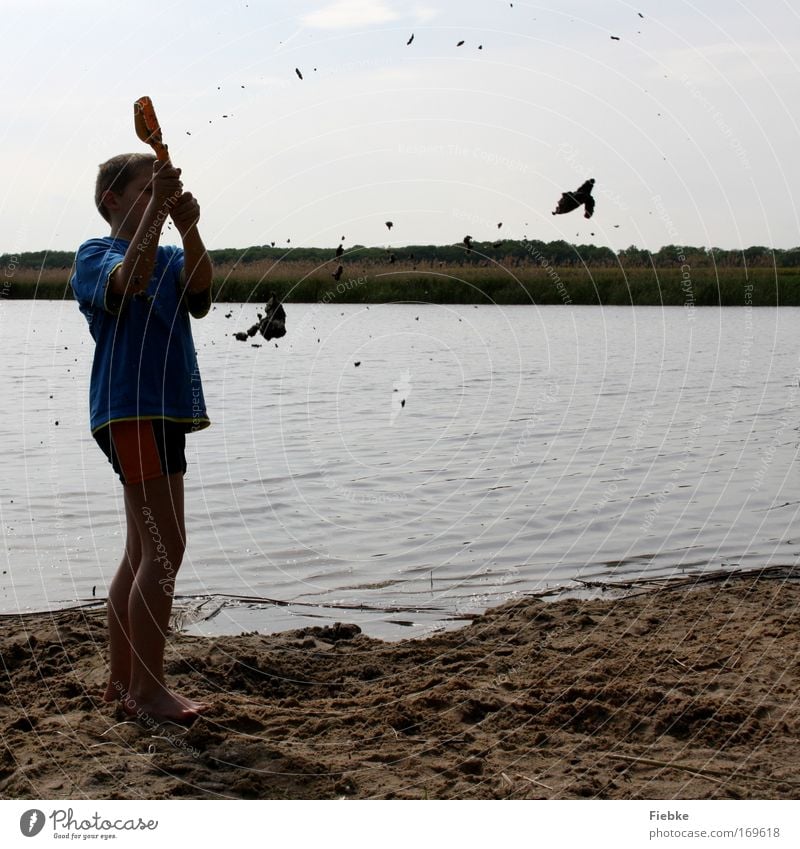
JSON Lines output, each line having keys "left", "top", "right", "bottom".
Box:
{"left": 108, "top": 160, "right": 183, "bottom": 303}
{"left": 170, "top": 190, "right": 213, "bottom": 318}
{"left": 171, "top": 192, "right": 212, "bottom": 295}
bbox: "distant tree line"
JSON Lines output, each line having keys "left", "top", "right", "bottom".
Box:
{"left": 4, "top": 241, "right": 800, "bottom": 271}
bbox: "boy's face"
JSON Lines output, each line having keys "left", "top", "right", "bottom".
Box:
{"left": 105, "top": 165, "right": 153, "bottom": 234}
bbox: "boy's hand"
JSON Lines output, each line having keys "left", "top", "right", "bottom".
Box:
{"left": 169, "top": 192, "right": 201, "bottom": 236}
{"left": 151, "top": 159, "right": 183, "bottom": 209}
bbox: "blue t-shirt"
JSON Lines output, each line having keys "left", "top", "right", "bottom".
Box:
{"left": 70, "top": 236, "right": 211, "bottom": 434}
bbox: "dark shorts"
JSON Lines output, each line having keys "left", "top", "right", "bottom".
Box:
{"left": 93, "top": 419, "right": 187, "bottom": 485}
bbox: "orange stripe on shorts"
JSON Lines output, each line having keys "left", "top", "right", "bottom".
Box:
{"left": 109, "top": 420, "right": 162, "bottom": 484}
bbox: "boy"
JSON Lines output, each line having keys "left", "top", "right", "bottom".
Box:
{"left": 71, "top": 152, "right": 212, "bottom": 722}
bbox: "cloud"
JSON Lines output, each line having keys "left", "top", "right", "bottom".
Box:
{"left": 410, "top": 4, "right": 438, "bottom": 24}
{"left": 302, "top": 1, "right": 401, "bottom": 30}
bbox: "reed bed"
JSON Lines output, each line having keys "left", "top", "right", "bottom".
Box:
{"left": 5, "top": 262, "right": 799, "bottom": 306}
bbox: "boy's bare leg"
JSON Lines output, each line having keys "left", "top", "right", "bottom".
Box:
{"left": 121, "top": 472, "right": 209, "bottom": 720}
{"left": 103, "top": 493, "right": 206, "bottom": 711}
{"left": 102, "top": 496, "right": 143, "bottom": 702}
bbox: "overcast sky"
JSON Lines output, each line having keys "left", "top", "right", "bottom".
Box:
{"left": 2, "top": 0, "right": 799, "bottom": 253}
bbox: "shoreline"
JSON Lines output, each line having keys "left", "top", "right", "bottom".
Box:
{"left": 2, "top": 565, "right": 786, "bottom": 641}
{"left": 1, "top": 568, "right": 798, "bottom": 800}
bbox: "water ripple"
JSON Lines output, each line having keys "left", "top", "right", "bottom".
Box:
{"left": 2, "top": 301, "right": 799, "bottom": 635}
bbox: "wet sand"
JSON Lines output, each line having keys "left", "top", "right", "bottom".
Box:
{"left": 1, "top": 570, "right": 798, "bottom": 800}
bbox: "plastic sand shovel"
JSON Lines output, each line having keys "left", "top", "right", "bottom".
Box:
{"left": 134, "top": 96, "right": 169, "bottom": 161}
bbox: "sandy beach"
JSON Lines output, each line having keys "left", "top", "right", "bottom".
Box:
{"left": 1, "top": 569, "right": 798, "bottom": 800}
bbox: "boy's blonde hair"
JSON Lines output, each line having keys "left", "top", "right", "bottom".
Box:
{"left": 95, "top": 153, "right": 156, "bottom": 222}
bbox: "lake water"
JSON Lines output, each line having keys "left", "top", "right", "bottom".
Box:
{"left": 1, "top": 299, "right": 799, "bottom": 639}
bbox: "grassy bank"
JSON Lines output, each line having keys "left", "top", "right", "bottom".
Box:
{"left": 4, "top": 263, "right": 799, "bottom": 306}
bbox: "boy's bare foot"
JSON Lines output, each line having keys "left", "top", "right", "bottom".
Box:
{"left": 174, "top": 693, "right": 211, "bottom": 713}
{"left": 105, "top": 679, "right": 210, "bottom": 716}
{"left": 120, "top": 689, "right": 209, "bottom": 724}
